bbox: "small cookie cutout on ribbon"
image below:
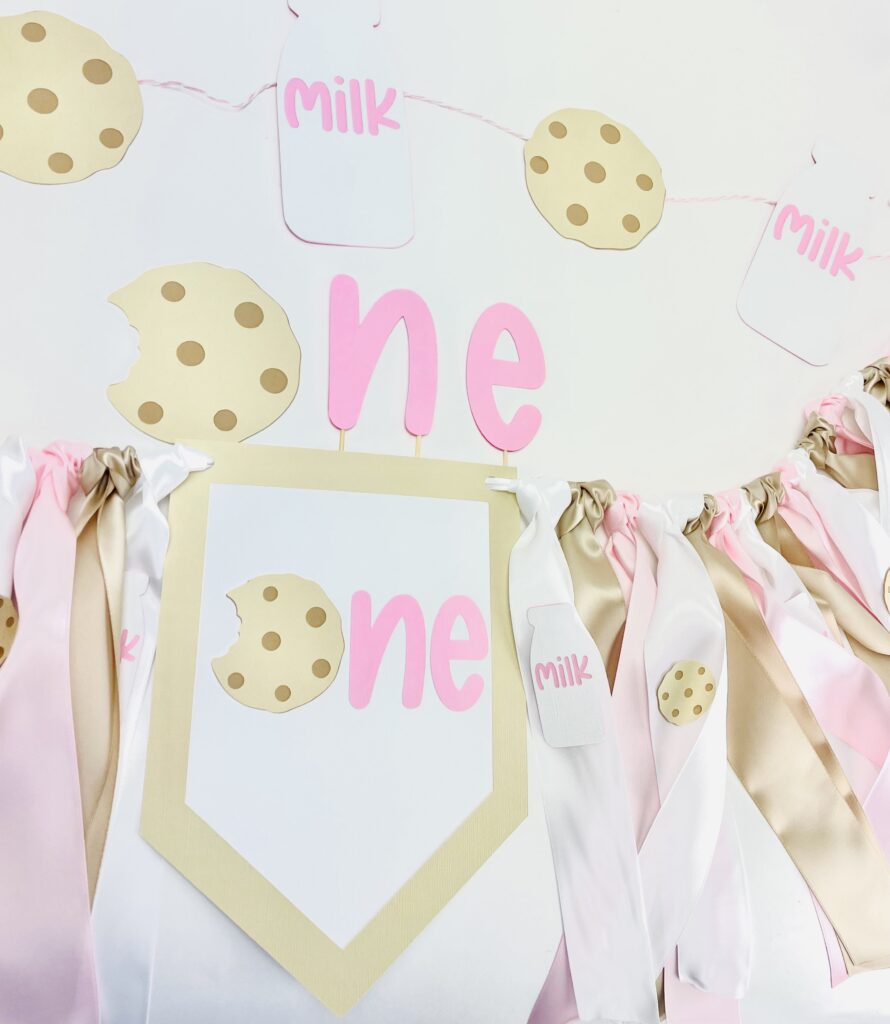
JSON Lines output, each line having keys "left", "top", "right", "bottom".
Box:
{"left": 0, "top": 11, "right": 142, "bottom": 184}
{"left": 107, "top": 263, "right": 301, "bottom": 444}
{"left": 212, "top": 573, "right": 344, "bottom": 714}
{"left": 657, "top": 660, "right": 716, "bottom": 726}
{"left": 0, "top": 595, "right": 17, "bottom": 668}
{"left": 524, "top": 108, "right": 665, "bottom": 250}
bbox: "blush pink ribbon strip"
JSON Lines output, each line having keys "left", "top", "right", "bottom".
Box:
{"left": 0, "top": 442, "right": 98, "bottom": 1024}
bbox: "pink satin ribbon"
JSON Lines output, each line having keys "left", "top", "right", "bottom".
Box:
{"left": 0, "top": 443, "right": 98, "bottom": 1024}
{"left": 804, "top": 394, "right": 873, "bottom": 456}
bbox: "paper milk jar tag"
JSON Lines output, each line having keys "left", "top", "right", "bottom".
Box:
{"left": 527, "top": 603, "right": 606, "bottom": 747}
{"left": 737, "top": 144, "right": 873, "bottom": 366}
{"left": 277, "top": 0, "right": 414, "bottom": 248}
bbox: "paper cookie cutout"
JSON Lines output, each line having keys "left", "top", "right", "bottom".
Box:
{"left": 524, "top": 108, "right": 665, "bottom": 250}
{"left": 0, "top": 11, "right": 142, "bottom": 184}
{"left": 657, "top": 660, "right": 716, "bottom": 726}
{"left": 0, "top": 595, "right": 17, "bottom": 668}
{"left": 108, "top": 263, "right": 301, "bottom": 444}
{"left": 212, "top": 573, "right": 344, "bottom": 714}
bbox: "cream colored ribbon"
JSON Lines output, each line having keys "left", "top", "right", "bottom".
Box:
{"left": 685, "top": 502, "right": 890, "bottom": 969}
{"left": 70, "top": 446, "right": 141, "bottom": 902}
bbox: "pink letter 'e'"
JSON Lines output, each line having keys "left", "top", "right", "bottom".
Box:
{"left": 466, "top": 303, "right": 545, "bottom": 452}
{"left": 430, "top": 596, "right": 488, "bottom": 712}
{"left": 348, "top": 591, "right": 427, "bottom": 709}
{"left": 328, "top": 274, "right": 437, "bottom": 437}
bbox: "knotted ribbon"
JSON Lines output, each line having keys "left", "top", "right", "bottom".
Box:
{"left": 70, "top": 446, "right": 141, "bottom": 901}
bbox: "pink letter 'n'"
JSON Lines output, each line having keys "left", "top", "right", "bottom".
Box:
{"left": 328, "top": 274, "right": 437, "bottom": 437}
{"left": 348, "top": 592, "right": 427, "bottom": 709}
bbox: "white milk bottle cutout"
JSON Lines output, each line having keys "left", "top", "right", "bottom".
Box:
{"left": 527, "top": 603, "right": 606, "bottom": 747}
{"left": 277, "top": 0, "right": 414, "bottom": 248}
{"left": 738, "top": 141, "right": 874, "bottom": 366}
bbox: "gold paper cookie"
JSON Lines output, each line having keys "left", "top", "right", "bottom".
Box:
{"left": 212, "top": 573, "right": 344, "bottom": 714}
{"left": 108, "top": 263, "right": 301, "bottom": 443}
{"left": 657, "top": 660, "right": 716, "bottom": 726}
{"left": 0, "top": 595, "right": 18, "bottom": 668}
{"left": 0, "top": 11, "right": 142, "bottom": 184}
{"left": 524, "top": 108, "right": 665, "bottom": 250}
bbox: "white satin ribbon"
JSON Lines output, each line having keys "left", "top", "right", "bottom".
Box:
{"left": 633, "top": 499, "right": 731, "bottom": 981}
{"left": 0, "top": 436, "right": 36, "bottom": 595}
{"left": 494, "top": 477, "right": 659, "bottom": 1024}
{"left": 92, "top": 444, "right": 212, "bottom": 1022}
{"left": 782, "top": 449, "right": 890, "bottom": 628}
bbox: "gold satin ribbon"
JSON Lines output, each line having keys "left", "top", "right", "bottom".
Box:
{"left": 556, "top": 481, "right": 626, "bottom": 688}
{"left": 862, "top": 357, "right": 890, "bottom": 408}
{"left": 684, "top": 506, "right": 890, "bottom": 969}
{"left": 70, "top": 446, "right": 140, "bottom": 901}
{"left": 796, "top": 413, "right": 878, "bottom": 491}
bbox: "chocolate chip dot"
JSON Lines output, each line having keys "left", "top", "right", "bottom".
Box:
{"left": 4, "top": 618, "right": 12, "bottom": 628}
{"left": 137, "top": 401, "right": 164, "bottom": 425}
{"left": 529, "top": 155, "right": 548, "bottom": 174}
{"left": 622, "top": 214, "right": 641, "bottom": 233}
{"left": 584, "top": 161, "right": 606, "bottom": 183}
{"left": 671, "top": 708, "right": 680, "bottom": 718}
{"left": 161, "top": 281, "right": 185, "bottom": 302}
{"left": 213, "top": 409, "right": 237, "bottom": 432}
{"left": 0, "top": 598, "right": 4, "bottom": 607}
{"left": 306, "top": 606, "right": 326, "bottom": 628}
{"left": 636, "top": 173, "right": 654, "bottom": 191}
{"left": 674, "top": 670, "right": 684, "bottom": 680}
{"left": 600, "top": 123, "right": 621, "bottom": 144}
{"left": 228, "top": 672, "right": 244, "bottom": 689}
{"left": 661, "top": 691, "right": 670, "bottom": 701}
{"left": 48, "top": 152, "right": 73, "bottom": 174}
{"left": 263, "top": 586, "right": 278, "bottom": 602}
{"left": 177, "top": 341, "right": 205, "bottom": 366}
{"left": 705, "top": 682, "right": 714, "bottom": 692}
{"left": 684, "top": 687, "right": 693, "bottom": 698}
{"left": 566, "top": 203, "right": 588, "bottom": 226}
{"left": 312, "top": 659, "right": 331, "bottom": 678}
{"left": 234, "top": 302, "right": 264, "bottom": 328}
{"left": 0, "top": 648, "right": 4, "bottom": 659}
{"left": 694, "top": 705, "right": 703, "bottom": 716}
{"left": 262, "top": 631, "right": 281, "bottom": 651}
{"left": 260, "top": 368, "right": 288, "bottom": 394}
{"left": 697, "top": 666, "right": 706, "bottom": 675}
{"left": 275, "top": 685, "right": 292, "bottom": 702}
{"left": 83, "top": 59, "right": 113, "bottom": 85}
{"left": 100, "top": 128, "right": 124, "bottom": 149}
{"left": 0, "top": 125, "right": 4, "bottom": 141}
{"left": 28, "top": 88, "right": 58, "bottom": 113}
{"left": 548, "top": 121, "right": 567, "bottom": 139}
{"left": 21, "top": 22, "right": 46, "bottom": 42}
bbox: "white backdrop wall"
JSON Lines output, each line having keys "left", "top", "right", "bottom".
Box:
{"left": 2, "top": 1, "right": 890, "bottom": 1020}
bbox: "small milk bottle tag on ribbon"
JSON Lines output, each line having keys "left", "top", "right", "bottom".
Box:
{"left": 527, "top": 602, "right": 606, "bottom": 747}
{"left": 737, "top": 142, "right": 873, "bottom": 366}
{"left": 277, "top": 0, "right": 414, "bottom": 248}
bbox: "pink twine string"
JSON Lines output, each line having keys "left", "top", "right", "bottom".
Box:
{"left": 135, "top": 77, "right": 890, "bottom": 259}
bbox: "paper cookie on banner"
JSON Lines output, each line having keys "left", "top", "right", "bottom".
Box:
{"left": 107, "top": 263, "right": 301, "bottom": 444}
{"left": 524, "top": 108, "right": 665, "bottom": 250}
{"left": 0, "top": 10, "right": 142, "bottom": 184}
{"left": 277, "top": 0, "right": 414, "bottom": 248}
{"left": 738, "top": 141, "right": 874, "bottom": 366}
{"left": 213, "top": 573, "right": 344, "bottom": 714}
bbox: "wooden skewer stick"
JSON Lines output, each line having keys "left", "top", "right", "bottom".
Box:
{"left": 502, "top": 450, "right": 509, "bottom": 467}
{"left": 338, "top": 429, "right": 346, "bottom": 452}
{"left": 415, "top": 435, "right": 423, "bottom": 457}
